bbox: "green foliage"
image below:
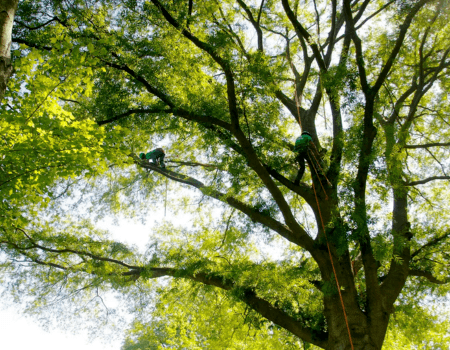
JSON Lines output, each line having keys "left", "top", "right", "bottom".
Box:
{"left": 1, "top": 0, "right": 450, "bottom": 349}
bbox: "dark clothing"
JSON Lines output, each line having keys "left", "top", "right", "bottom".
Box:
{"left": 143, "top": 148, "right": 165, "bottom": 168}
{"left": 294, "top": 150, "right": 308, "bottom": 185}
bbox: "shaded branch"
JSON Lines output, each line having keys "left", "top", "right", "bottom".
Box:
{"left": 149, "top": 0, "right": 240, "bottom": 129}
{"left": 97, "top": 107, "right": 173, "bottom": 126}
{"left": 404, "top": 142, "right": 450, "bottom": 149}
{"left": 12, "top": 37, "right": 52, "bottom": 51}
{"left": 103, "top": 59, "right": 231, "bottom": 130}
{"left": 166, "top": 159, "right": 219, "bottom": 169}
{"left": 236, "top": 0, "right": 264, "bottom": 51}
{"left": 14, "top": 17, "right": 59, "bottom": 31}
{"left": 409, "top": 269, "right": 450, "bottom": 284}
{"left": 132, "top": 155, "right": 315, "bottom": 252}
{"left": 411, "top": 231, "right": 450, "bottom": 259}
{"left": 406, "top": 176, "right": 450, "bottom": 186}
{"left": 281, "top": 0, "right": 326, "bottom": 72}
{"left": 143, "top": 267, "right": 328, "bottom": 347}
{"left": 372, "top": 0, "right": 433, "bottom": 94}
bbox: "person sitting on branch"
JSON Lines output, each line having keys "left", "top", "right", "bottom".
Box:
{"left": 139, "top": 148, "right": 166, "bottom": 169}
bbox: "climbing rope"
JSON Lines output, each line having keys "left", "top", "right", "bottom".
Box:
{"left": 286, "top": 50, "right": 302, "bottom": 129}
{"left": 307, "top": 150, "right": 328, "bottom": 200}
{"left": 288, "top": 49, "right": 353, "bottom": 347}
{"left": 307, "top": 145, "right": 332, "bottom": 186}
{"left": 311, "top": 180, "right": 354, "bottom": 350}
{"left": 164, "top": 176, "right": 168, "bottom": 217}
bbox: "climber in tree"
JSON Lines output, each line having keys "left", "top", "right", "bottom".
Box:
{"left": 140, "top": 148, "right": 166, "bottom": 168}
{"left": 293, "top": 131, "right": 313, "bottom": 185}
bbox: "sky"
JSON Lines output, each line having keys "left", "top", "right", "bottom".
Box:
{"left": 0, "top": 306, "right": 121, "bottom": 350}
{"left": 0, "top": 217, "right": 157, "bottom": 350}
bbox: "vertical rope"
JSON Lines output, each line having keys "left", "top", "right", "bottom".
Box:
{"left": 311, "top": 181, "right": 354, "bottom": 350}
{"left": 307, "top": 147, "right": 332, "bottom": 187}
{"left": 164, "top": 177, "right": 168, "bottom": 217}
{"left": 286, "top": 50, "right": 302, "bottom": 130}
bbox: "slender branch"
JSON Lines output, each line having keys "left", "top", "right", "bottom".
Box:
{"left": 13, "top": 227, "right": 141, "bottom": 270}
{"left": 97, "top": 107, "right": 173, "bottom": 126}
{"left": 342, "top": 0, "right": 369, "bottom": 93}
{"left": 411, "top": 231, "right": 450, "bottom": 259}
{"left": 14, "top": 17, "right": 59, "bottom": 30}
{"left": 406, "top": 176, "right": 450, "bottom": 186}
{"left": 372, "top": 0, "right": 434, "bottom": 94}
{"left": 166, "top": 159, "right": 219, "bottom": 169}
{"left": 332, "top": 0, "right": 395, "bottom": 46}
{"left": 409, "top": 269, "right": 450, "bottom": 284}
{"left": 103, "top": 59, "right": 231, "bottom": 130}
{"left": 281, "top": 0, "right": 326, "bottom": 72}
{"left": 12, "top": 37, "right": 52, "bottom": 51}
{"left": 236, "top": 0, "right": 264, "bottom": 51}
{"left": 353, "top": 0, "right": 371, "bottom": 23}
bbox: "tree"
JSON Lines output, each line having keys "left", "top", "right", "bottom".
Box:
{"left": 2, "top": 0, "right": 450, "bottom": 349}
{"left": 0, "top": 0, "right": 19, "bottom": 101}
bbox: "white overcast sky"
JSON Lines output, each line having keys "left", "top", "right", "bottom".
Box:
{"left": 0, "top": 216, "right": 162, "bottom": 350}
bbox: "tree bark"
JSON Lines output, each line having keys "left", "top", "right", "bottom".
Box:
{"left": 0, "top": 0, "right": 18, "bottom": 102}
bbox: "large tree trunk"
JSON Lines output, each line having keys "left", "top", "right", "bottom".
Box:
{"left": 317, "top": 198, "right": 392, "bottom": 350}
{"left": 325, "top": 295, "right": 390, "bottom": 350}
{"left": 0, "top": 0, "right": 18, "bottom": 102}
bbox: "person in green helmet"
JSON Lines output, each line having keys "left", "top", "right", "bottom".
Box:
{"left": 293, "top": 131, "right": 313, "bottom": 185}
{"left": 139, "top": 148, "right": 166, "bottom": 168}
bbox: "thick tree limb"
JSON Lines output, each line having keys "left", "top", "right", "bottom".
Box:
{"left": 0, "top": 0, "right": 19, "bottom": 101}
{"left": 144, "top": 268, "right": 328, "bottom": 347}
{"left": 149, "top": 0, "right": 240, "bottom": 130}
{"left": 134, "top": 155, "right": 315, "bottom": 251}
{"left": 380, "top": 192, "right": 411, "bottom": 307}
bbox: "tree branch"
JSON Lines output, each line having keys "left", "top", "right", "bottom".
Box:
{"left": 372, "top": 0, "right": 434, "bottom": 94}
{"left": 406, "top": 176, "right": 450, "bottom": 186}
{"left": 133, "top": 155, "right": 315, "bottom": 251}
{"left": 409, "top": 269, "right": 450, "bottom": 284}
{"left": 404, "top": 142, "right": 450, "bottom": 149}
{"left": 411, "top": 231, "right": 450, "bottom": 259}
{"left": 97, "top": 107, "right": 173, "bottom": 126}
{"left": 102, "top": 59, "right": 231, "bottom": 130}
{"left": 236, "top": 0, "right": 264, "bottom": 51}
{"left": 144, "top": 268, "right": 328, "bottom": 347}
{"left": 281, "top": 0, "right": 326, "bottom": 72}
{"left": 149, "top": 0, "right": 240, "bottom": 130}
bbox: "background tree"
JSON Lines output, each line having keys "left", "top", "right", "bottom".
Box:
{"left": 2, "top": 0, "right": 450, "bottom": 349}
{"left": 0, "top": 0, "right": 19, "bottom": 100}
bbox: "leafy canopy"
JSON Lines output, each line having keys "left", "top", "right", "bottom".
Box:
{"left": 1, "top": 0, "right": 450, "bottom": 349}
